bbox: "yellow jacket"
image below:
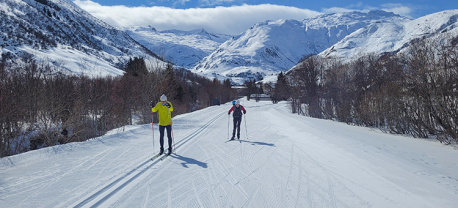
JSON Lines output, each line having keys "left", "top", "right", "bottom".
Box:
{"left": 152, "top": 101, "right": 173, "bottom": 126}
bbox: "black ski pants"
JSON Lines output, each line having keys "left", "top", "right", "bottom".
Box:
{"left": 232, "top": 117, "right": 242, "bottom": 138}
{"left": 159, "top": 125, "right": 172, "bottom": 151}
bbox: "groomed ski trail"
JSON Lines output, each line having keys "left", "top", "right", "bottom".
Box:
{"left": 1, "top": 100, "right": 458, "bottom": 207}
{"left": 71, "top": 112, "right": 225, "bottom": 208}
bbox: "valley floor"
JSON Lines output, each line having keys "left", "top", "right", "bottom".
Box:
{"left": 1, "top": 100, "right": 457, "bottom": 207}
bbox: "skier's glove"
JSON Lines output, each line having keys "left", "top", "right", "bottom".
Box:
{"left": 165, "top": 102, "right": 171, "bottom": 108}
{"left": 150, "top": 101, "right": 154, "bottom": 108}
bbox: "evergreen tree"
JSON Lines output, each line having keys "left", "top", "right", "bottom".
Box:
{"left": 161, "top": 62, "right": 178, "bottom": 100}
{"left": 273, "top": 72, "right": 290, "bottom": 103}
{"left": 125, "top": 57, "right": 148, "bottom": 77}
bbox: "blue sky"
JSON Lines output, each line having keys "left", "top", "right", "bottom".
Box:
{"left": 74, "top": 0, "right": 458, "bottom": 34}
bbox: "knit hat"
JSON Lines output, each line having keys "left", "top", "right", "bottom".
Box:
{"left": 236, "top": 100, "right": 240, "bottom": 104}
{"left": 160, "top": 94, "right": 167, "bottom": 101}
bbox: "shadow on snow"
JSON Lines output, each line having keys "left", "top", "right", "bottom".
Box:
{"left": 171, "top": 154, "right": 208, "bottom": 168}
{"left": 240, "top": 140, "right": 275, "bottom": 146}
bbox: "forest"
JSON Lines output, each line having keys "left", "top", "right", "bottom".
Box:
{"left": 2, "top": 35, "right": 457, "bottom": 158}
{"left": 271, "top": 36, "right": 458, "bottom": 144}
{"left": 0, "top": 56, "right": 236, "bottom": 157}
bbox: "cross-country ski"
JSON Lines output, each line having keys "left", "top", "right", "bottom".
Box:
{"left": 150, "top": 153, "right": 162, "bottom": 161}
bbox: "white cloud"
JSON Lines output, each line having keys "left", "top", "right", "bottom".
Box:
{"left": 173, "top": 0, "right": 191, "bottom": 7}
{"left": 322, "top": 2, "right": 414, "bottom": 18}
{"left": 381, "top": 3, "right": 413, "bottom": 18}
{"left": 73, "top": 1, "right": 321, "bottom": 35}
{"left": 198, "top": 0, "right": 237, "bottom": 6}
{"left": 321, "top": 7, "right": 358, "bottom": 14}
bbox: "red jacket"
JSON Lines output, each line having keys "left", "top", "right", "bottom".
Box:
{"left": 228, "top": 105, "right": 246, "bottom": 117}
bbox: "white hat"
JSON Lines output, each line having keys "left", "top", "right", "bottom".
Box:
{"left": 160, "top": 94, "right": 167, "bottom": 101}
{"left": 236, "top": 100, "right": 240, "bottom": 104}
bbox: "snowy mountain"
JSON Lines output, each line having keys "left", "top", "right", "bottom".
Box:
{"left": 1, "top": 100, "right": 458, "bottom": 207}
{"left": 0, "top": 0, "right": 164, "bottom": 76}
{"left": 192, "top": 10, "right": 409, "bottom": 84}
{"left": 320, "top": 10, "right": 458, "bottom": 61}
{"left": 123, "top": 26, "right": 232, "bottom": 69}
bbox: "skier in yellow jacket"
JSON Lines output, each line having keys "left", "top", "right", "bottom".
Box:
{"left": 152, "top": 94, "right": 173, "bottom": 155}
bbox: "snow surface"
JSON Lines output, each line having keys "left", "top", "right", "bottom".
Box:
{"left": 123, "top": 26, "right": 232, "bottom": 69}
{"left": 1, "top": 100, "right": 458, "bottom": 207}
{"left": 0, "top": 0, "right": 166, "bottom": 77}
{"left": 192, "top": 11, "right": 409, "bottom": 85}
{"left": 320, "top": 10, "right": 458, "bottom": 61}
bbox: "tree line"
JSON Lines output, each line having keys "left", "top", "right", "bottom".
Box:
{"left": 270, "top": 36, "right": 458, "bottom": 144}
{"left": 0, "top": 56, "right": 236, "bottom": 157}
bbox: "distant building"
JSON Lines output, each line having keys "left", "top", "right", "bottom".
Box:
{"left": 250, "top": 94, "right": 271, "bottom": 101}
{"left": 232, "top": 85, "right": 247, "bottom": 98}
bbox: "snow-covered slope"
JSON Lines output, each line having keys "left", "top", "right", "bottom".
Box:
{"left": 1, "top": 100, "right": 457, "bottom": 207}
{"left": 0, "top": 0, "right": 164, "bottom": 76}
{"left": 124, "top": 26, "right": 231, "bottom": 69}
{"left": 321, "top": 10, "right": 458, "bottom": 60}
{"left": 192, "top": 11, "right": 409, "bottom": 84}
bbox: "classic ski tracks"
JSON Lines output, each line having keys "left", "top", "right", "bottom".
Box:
{"left": 72, "top": 112, "right": 225, "bottom": 208}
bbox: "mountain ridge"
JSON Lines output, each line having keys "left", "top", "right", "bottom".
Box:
{"left": 0, "top": 0, "right": 165, "bottom": 76}
{"left": 123, "top": 26, "right": 232, "bottom": 69}
{"left": 191, "top": 10, "right": 410, "bottom": 84}
{"left": 320, "top": 9, "right": 458, "bottom": 61}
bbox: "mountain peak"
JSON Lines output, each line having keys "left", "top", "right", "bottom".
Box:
{"left": 319, "top": 9, "right": 458, "bottom": 61}
{"left": 1, "top": 0, "right": 164, "bottom": 76}
{"left": 192, "top": 9, "right": 410, "bottom": 85}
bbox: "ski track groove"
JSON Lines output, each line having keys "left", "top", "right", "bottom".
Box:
{"left": 140, "top": 177, "right": 153, "bottom": 208}
{"left": 283, "top": 136, "right": 391, "bottom": 207}
{"left": 241, "top": 188, "right": 259, "bottom": 207}
{"left": 215, "top": 145, "right": 250, "bottom": 199}
{"left": 71, "top": 112, "right": 225, "bottom": 208}
{"left": 303, "top": 157, "right": 315, "bottom": 208}
{"left": 285, "top": 144, "right": 295, "bottom": 195}
{"left": 327, "top": 172, "right": 338, "bottom": 208}
{"left": 196, "top": 143, "right": 220, "bottom": 208}
{"left": 284, "top": 140, "right": 363, "bottom": 208}
{"left": 168, "top": 181, "right": 172, "bottom": 208}
{"left": 275, "top": 140, "right": 343, "bottom": 207}
{"left": 191, "top": 176, "right": 205, "bottom": 208}
{"left": 18, "top": 148, "right": 111, "bottom": 207}
{"left": 235, "top": 140, "right": 280, "bottom": 206}
{"left": 207, "top": 143, "right": 238, "bottom": 206}
{"left": 94, "top": 145, "right": 135, "bottom": 178}
{"left": 0, "top": 164, "right": 61, "bottom": 198}
{"left": 54, "top": 145, "right": 140, "bottom": 207}
{"left": 82, "top": 147, "right": 115, "bottom": 172}
{"left": 295, "top": 157, "right": 303, "bottom": 208}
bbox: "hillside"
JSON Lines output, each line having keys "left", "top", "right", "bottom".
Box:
{"left": 191, "top": 10, "right": 409, "bottom": 84}
{"left": 320, "top": 9, "right": 458, "bottom": 61}
{"left": 123, "top": 26, "right": 231, "bottom": 69}
{"left": 0, "top": 0, "right": 164, "bottom": 76}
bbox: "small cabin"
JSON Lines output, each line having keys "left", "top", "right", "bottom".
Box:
{"left": 249, "top": 94, "right": 271, "bottom": 101}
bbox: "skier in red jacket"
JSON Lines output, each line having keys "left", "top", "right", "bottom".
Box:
{"left": 228, "top": 100, "right": 246, "bottom": 140}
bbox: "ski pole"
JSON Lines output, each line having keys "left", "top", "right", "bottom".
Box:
{"left": 244, "top": 114, "right": 248, "bottom": 140}
{"left": 227, "top": 114, "right": 230, "bottom": 140}
{"left": 171, "top": 123, "right": 175, "bottom": 154}
{"left": 168, "top": 107, "right": 175, "bottom": 154}
{"left": 152, "top": 111, "right": 155, "bottom": 154}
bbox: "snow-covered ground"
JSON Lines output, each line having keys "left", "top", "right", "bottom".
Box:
{"left": 1, "top": 100, "right": 457, "bottom": 207}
